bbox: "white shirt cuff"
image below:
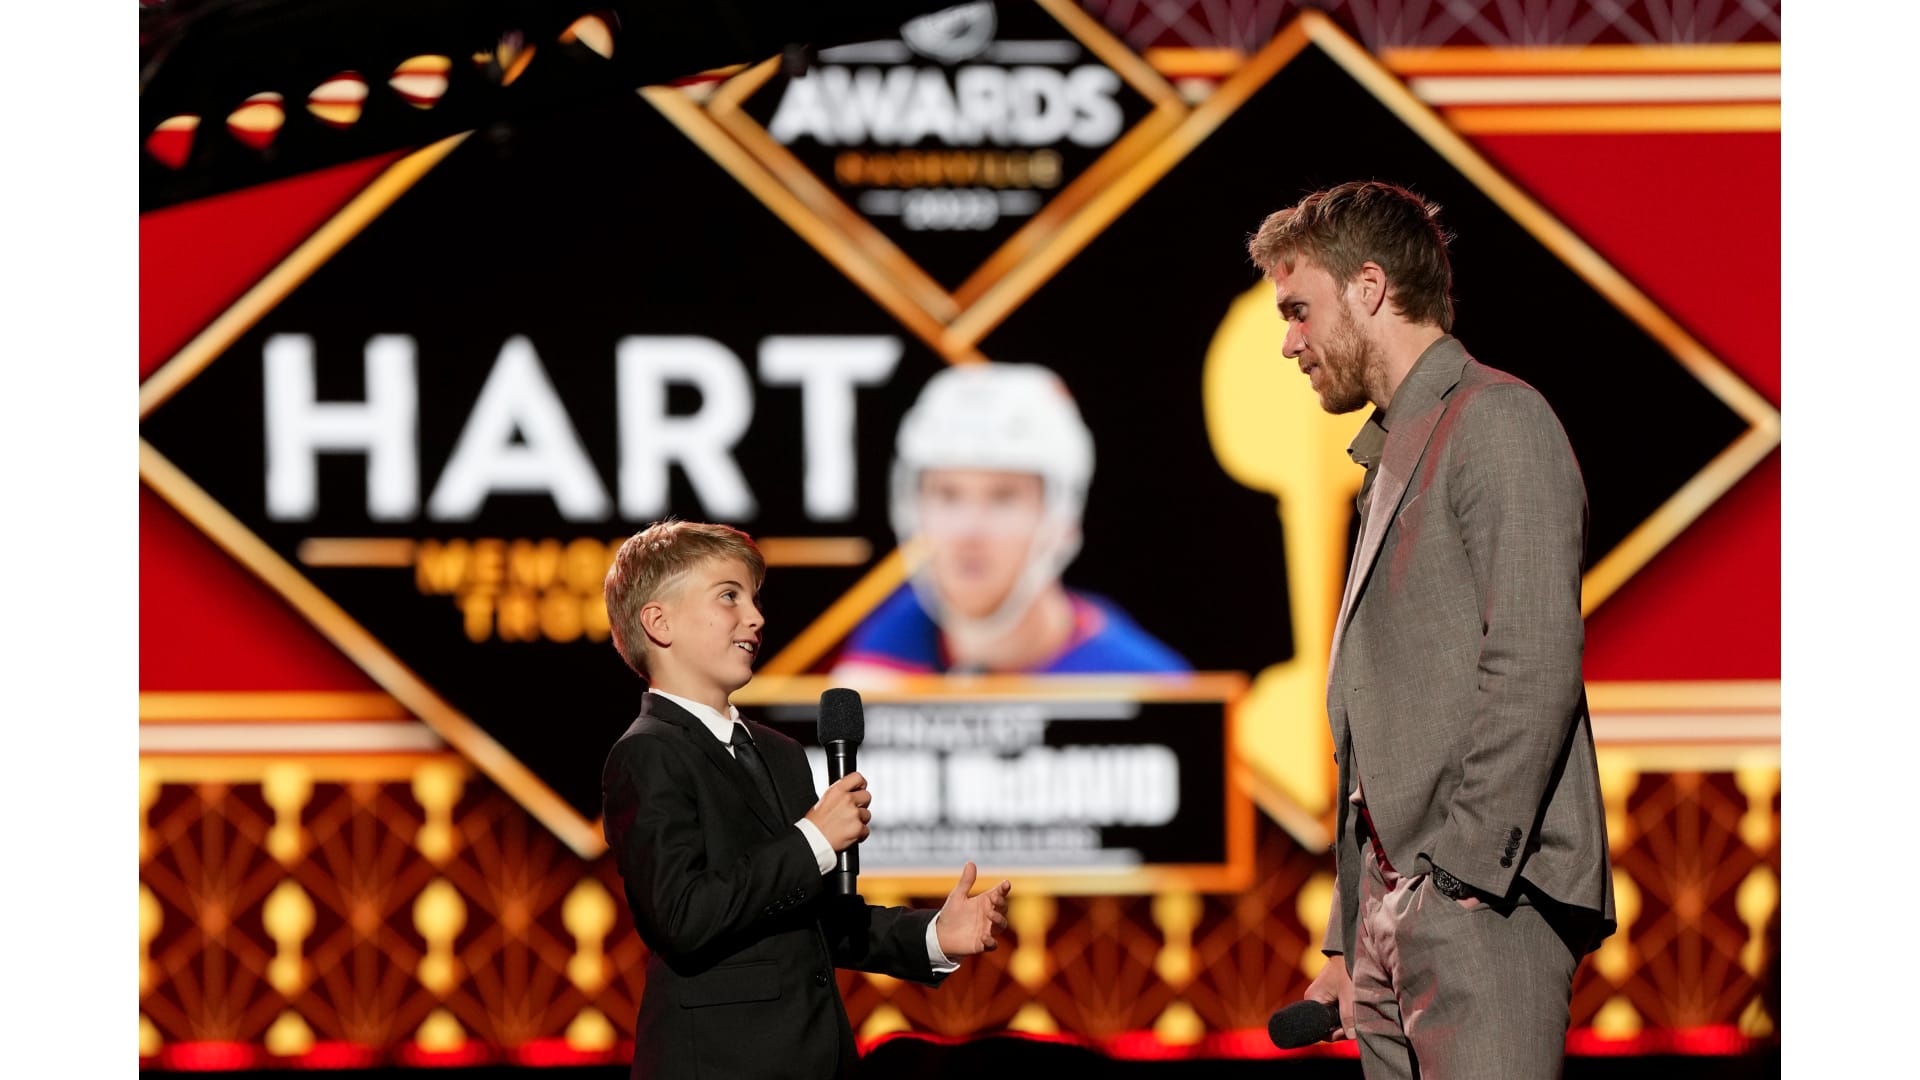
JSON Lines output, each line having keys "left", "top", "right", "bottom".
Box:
{"left": 795, "top": 818, "right": 836, "bottom": 876}
{"left": 792, "top": 822, "right": 957, "bottom": 973}
{"left": 925, "top": 913, "right": 959, "bottom": 973}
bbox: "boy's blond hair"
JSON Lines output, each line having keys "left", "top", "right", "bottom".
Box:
{"left": 604, "top": 520, "right": 765, "bottom": 680}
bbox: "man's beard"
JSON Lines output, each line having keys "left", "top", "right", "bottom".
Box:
{"left": 1315, "top": 302, "right": 1381, "bottom": 415}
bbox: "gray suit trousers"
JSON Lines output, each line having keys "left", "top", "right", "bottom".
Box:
{"left": 1351, "top": 839, "right": 1583, "bottom": 1079}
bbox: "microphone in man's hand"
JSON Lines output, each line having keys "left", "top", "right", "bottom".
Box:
{"left": 818, "top": 688, "right": 865, "bottom": 896}
{"left": 1267, "top": 999, "right": 1343, "bottom": 1049}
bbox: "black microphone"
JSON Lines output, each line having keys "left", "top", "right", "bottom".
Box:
{"left": 818, "top": 688, "right": 865, "bottom": 896}
{"left": 1267, "top": 999, "right": 1343, "bottom": 1049}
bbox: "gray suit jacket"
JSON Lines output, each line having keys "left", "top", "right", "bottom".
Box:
{"left": 1324, "top": 336, "right": 1615, "bottom": 960}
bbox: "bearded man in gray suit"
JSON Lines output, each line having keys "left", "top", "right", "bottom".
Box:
{"left": 1250, "top": 181, "right": 1615, "bottom": 1078}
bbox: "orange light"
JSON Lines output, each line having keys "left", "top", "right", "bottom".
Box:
{"left": 559, "top": 14, "right": 615, "bottom": 60}
{"left": 306, "top": 71, "right": 367, "bottom": 129}
{"left": 475, "top": 30, "right": 536, "bottom": 86}
{"left": 226, "top": 91, "right": 285, "bottom": 150}
{"left": 390, "top": 55, "right": 451, "bottom": 109}
{"left": 145, "top": 115, "right": 200, "bottom": 169}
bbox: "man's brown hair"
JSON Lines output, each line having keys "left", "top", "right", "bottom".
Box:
{"left": 1248, "top": 180, "right": 1455, "bottom": 331}
{"left": 603, "top": 519, "right": 765, "bottom": 679}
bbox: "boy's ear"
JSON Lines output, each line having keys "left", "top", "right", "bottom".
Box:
{"left": 639, "top": 600, "right": 671, "bottom": 648}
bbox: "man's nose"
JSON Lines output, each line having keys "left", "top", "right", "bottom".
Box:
{"left": 1282, "top": 322, "right": 1305, "bottom": 359}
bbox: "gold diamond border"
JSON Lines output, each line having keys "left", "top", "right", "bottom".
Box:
{"left": 749, "top": 10, "right": 1779, "bottom": 676}
{"left": 137, "top": 12, "right": 1780, "bottom": 862}
{"left": 694, "top": 0, "right": 1191, "bottom": 359}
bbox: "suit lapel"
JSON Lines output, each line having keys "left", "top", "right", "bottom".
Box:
{"left": 745, "top": 719, "right": 808, "bottom": 820}
{"left": 1327, "top": 343, "right": 1473, "bottom": 685}
{"left": 644, "top": 693, "right": 784, "bottom": 835}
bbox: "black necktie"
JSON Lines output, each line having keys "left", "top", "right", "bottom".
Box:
{"left": 729, "top": 723, "right": 780, "bottom": 815}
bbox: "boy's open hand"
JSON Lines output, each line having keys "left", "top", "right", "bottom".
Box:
{"left": 935, "top": 862, "right": 1012, "bottom": 958}
{"left": 803, "top": 771, "right": 871, "bottom": 852}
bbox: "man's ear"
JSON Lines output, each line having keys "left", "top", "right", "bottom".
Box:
{"left": 1351, "top": 261, "right": 1389, "bottom": 318}
{"left": 639, "top": 600, "right": 671, "bottom": 648}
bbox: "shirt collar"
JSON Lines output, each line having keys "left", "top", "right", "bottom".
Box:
{"left": 1346, "top": 334, "right": 1459, "bottom": 468}
{"left": 651, "top": 688, "right": 742, "bottom": 745}
{"left": 1346, "top": 410, "right": 1388, "bottom": 469}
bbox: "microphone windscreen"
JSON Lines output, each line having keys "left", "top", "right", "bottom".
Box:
{"left": 1267, "top": 999, "right": 1341, "bottom": 1049}
{"left": 818, "top": 688, "right": 865, "bottom": 746}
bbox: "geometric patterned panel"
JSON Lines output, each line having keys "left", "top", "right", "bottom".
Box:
{"left": 1085, "top": 0, "right": 1783, "bottom": 51}
{"left": 140, "top": 757, "right": 1781, "bottom": 1066}
{"left": 1609, "top": 772, "right": 1778, "bottom": 1031}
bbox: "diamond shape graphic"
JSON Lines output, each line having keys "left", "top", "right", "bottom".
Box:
{"left": 752, "top": 11, "right": 1778, "bottom": 676}
{"left": 682, "top": 0, "right": 1191, "bottom": 357}
{"left": 731, "top": 11, "right": 1780, "bottom": 839}
{"left": 139, "top": 10, "right": 1777, "bottom": 859}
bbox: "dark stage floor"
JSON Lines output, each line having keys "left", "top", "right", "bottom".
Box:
{"left": 145, "top": 1037, "right": 1781, "bottom": 1079}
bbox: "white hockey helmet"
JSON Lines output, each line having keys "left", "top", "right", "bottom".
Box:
{"left": 889, "top": 362, "right": 1096, "bottom": 634}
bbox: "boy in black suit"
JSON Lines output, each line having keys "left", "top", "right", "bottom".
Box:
{"left": 601, "top": 520, "right": 1012, "bottom": 1079}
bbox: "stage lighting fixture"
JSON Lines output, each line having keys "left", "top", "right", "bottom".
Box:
{"left": 305, "top": 71, "right": 367, "bottom": 129}
{"left": 139, "top": 0, "right": 962, "bottom": 210}
{"left": 225, "top": 91, "right": 285, "bottom": 150}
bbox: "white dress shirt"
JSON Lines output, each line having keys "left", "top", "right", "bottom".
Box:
{"left": 650, "top": 689, "right": 956, "bottom": 972}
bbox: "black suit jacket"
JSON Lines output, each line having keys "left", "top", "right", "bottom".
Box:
{"left": 602, "top": 691, "right": 945, "bottom": 1079}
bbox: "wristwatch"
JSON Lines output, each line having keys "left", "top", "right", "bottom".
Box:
{"left": 1429, "top": 866, "right": 1474, "bottom": 901}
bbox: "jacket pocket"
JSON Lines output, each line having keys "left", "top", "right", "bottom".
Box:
{"left": 677, "top": 960, "right": 782, "bottom": 1008}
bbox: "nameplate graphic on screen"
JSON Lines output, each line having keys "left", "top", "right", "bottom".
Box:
{"left": 741, "top": 677, "right": 1251, "bottom": 891}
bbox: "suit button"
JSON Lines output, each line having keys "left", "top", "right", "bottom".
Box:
{"left": 814, "top": 971, "right": 830, "bottom": 987}
{"left": 1500, "top": 856, "right": 1513, "bottom": 868}
{"left": 1509, "top": 827, "right": 1523, "bottom": 840}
